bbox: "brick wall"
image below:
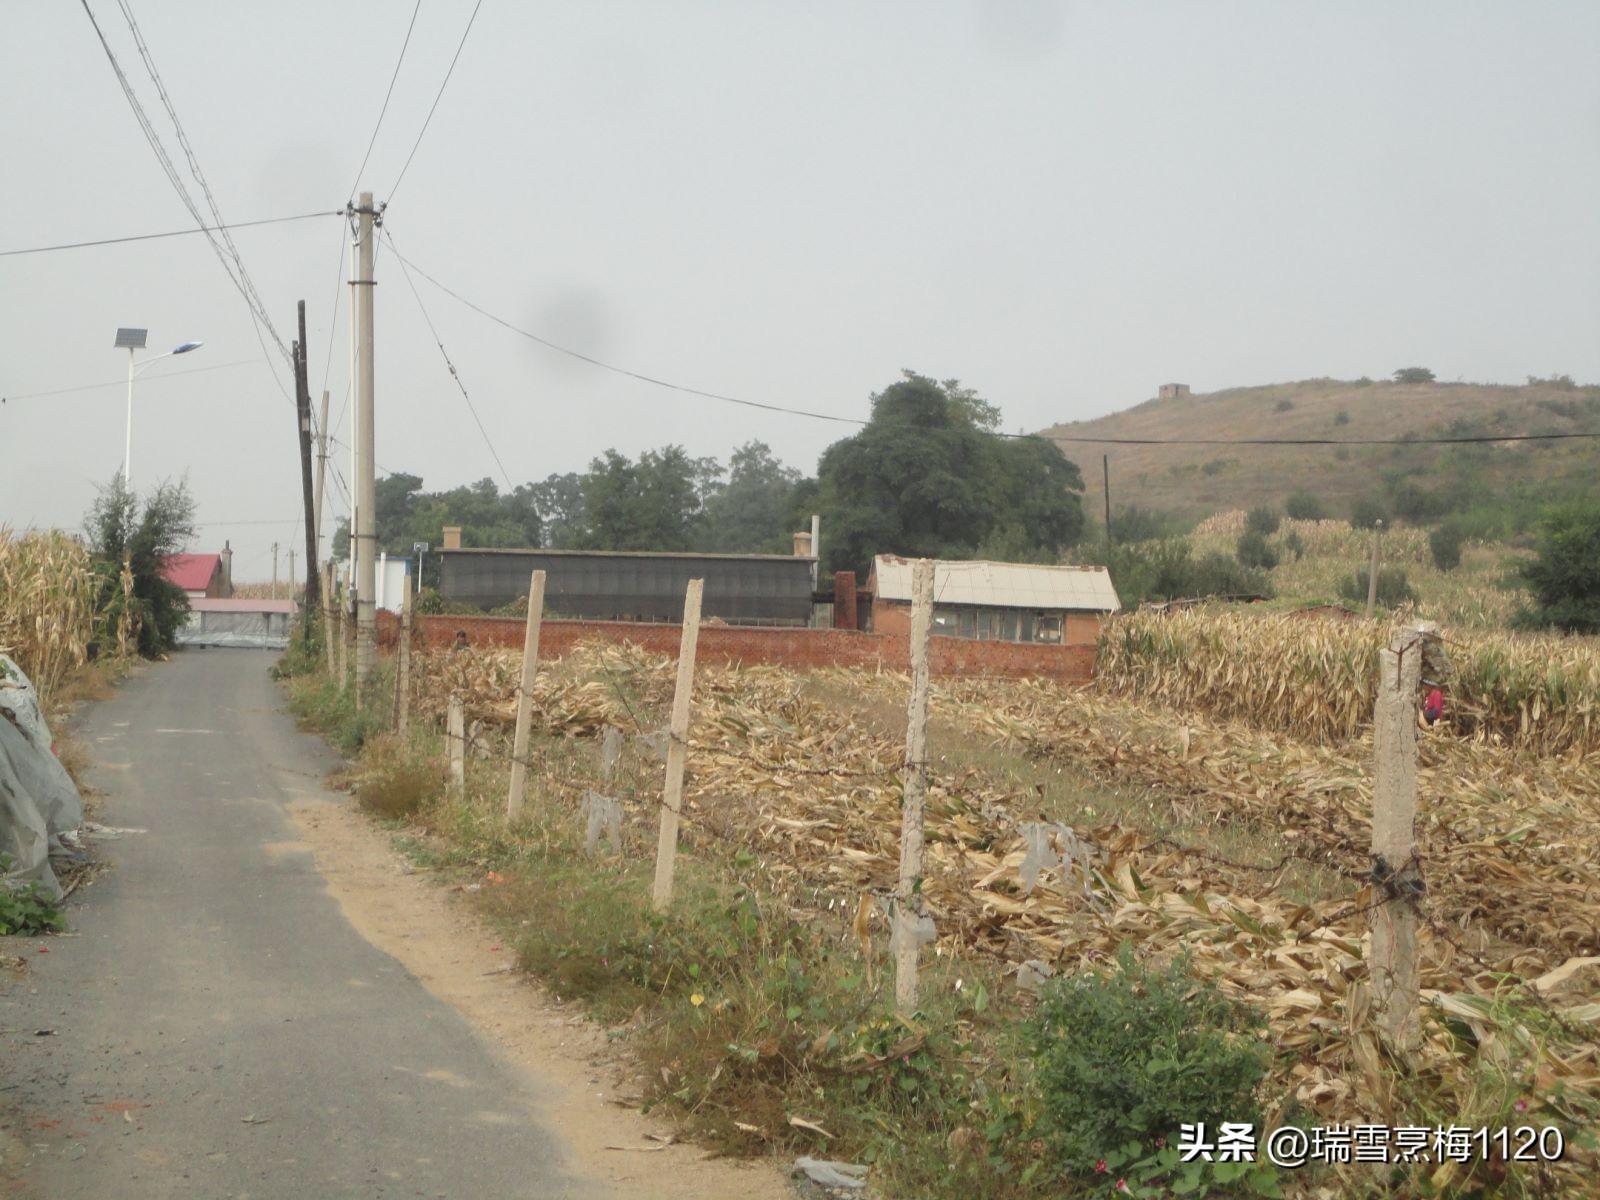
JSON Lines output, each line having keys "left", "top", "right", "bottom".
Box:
{"left": 379, "top": 611, "right": 1094, "bottom": 682}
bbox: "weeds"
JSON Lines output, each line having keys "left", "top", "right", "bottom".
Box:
{"left": 0, "top": 856, "right": 66, "bottom": 935}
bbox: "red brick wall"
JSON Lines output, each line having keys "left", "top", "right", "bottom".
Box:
{"left": 833, "top": 571, "right": 857, "bottom": 631}
{"left": 379, "top": 611, "right": 1094, "bottom": 682}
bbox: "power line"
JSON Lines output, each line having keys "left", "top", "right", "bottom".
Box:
{"left": 384, "top": 227, "right": 514, "bottom": 489}
{"left": 347, "top": 0, "right": 424, "bottom": 200}
{"left": 382, "top": 241, "right": 866, "bottom": 427}
{"left": 0, "top": 210, "right": 340, "bottom": 258}
{"left": 378, "top": 243, "right": 1600, "bottom": 448}
{"left": 2, "top": 359, "right": 257, "bottom": 403}
{"left": 387, "top": 0, "right": 484, "bottom": 204}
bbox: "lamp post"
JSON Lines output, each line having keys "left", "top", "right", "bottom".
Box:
{"left": 116, "top": 327, "right": 203, "bottom": 492}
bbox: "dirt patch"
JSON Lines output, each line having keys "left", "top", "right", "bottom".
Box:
{"left": 287, "top": 794, "right": 792, "bottom": 1200}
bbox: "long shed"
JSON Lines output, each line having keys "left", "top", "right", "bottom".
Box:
{"left": 437, "top": 548, "right": 817, "bottom": 625}
{"left": 866, "top": 556, "right": 1119, "bottom": 645}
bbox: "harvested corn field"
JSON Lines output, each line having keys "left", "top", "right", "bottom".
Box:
{"left": 1097, "top": 605, "right": 1600, "bottom": 755}
{"left": 408, "top": 629, "right": 1600, "bottom": 1195}
{"left": 0, "top": 527, "right": 98, "bottom": 700}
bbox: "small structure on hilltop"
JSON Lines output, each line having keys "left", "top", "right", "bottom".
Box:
{"left": 1158, "top": 382, "right": 1192, "bottom": 399}
{"left": 161, "top": 545, "right": 233, "bottom": 599}
{"left": 864, "top": 556, "right": 1119, "bottom": 645}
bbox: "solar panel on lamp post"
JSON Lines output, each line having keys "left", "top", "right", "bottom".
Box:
{"left": 117, "top": 329, "right": 202, "bottom": 493}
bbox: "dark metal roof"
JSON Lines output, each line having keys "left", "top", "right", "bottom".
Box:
{"left": 436, "top": 547, "right": 814, "bottom": 562}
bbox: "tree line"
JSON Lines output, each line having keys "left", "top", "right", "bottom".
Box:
{"left": 335, "top": 372, "right": 1088, "bottom": 577}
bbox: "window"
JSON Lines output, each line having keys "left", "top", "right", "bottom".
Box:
{"left": 1034, "top": 615, "right": 1062, "bottom": 643}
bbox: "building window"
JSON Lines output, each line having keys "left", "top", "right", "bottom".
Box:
{"left": 1035, "top": 615, "right": 1062, "bottom": 643}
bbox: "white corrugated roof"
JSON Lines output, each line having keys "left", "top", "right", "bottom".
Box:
{"left": 872, "top": 556, "right": 1120, "bottom": 612}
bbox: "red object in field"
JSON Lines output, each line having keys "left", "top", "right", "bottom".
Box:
{"left": 1423, "top": 687, "right": 1444, "bottom": 725}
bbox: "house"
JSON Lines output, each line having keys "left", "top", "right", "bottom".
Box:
{"left": 1158, "top": 383, "right": 1192, "bottom": 399}
{"left": 864, "top": 556, "right": 1119, "bottom": 646}
{"left": 436, "top": 547, "right": 818, "bottom": 626}
{"left": 162, "top": 548, "right": 232, "bottom": 599}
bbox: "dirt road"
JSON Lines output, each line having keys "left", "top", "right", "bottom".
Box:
{"left": 0, "top": 650, "right": 786, "bottom": 1199}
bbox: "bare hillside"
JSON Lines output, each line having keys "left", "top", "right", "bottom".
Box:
{"left": 1041, "top": 378, "right": 1600, "bottom": 522}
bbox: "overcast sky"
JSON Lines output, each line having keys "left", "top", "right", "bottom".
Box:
{"left": 4, "top": 1, "right": 1597, "bottom": 580}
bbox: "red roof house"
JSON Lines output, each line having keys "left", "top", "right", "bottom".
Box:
{"left": 162, "top": 553, "right": 228, "bottom": 599}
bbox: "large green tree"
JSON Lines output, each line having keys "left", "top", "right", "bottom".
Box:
{"left": 699, "top": 440, "right": 804, "bottom": 553}
{"left": 85, "top": 474, "right": 197, "bottom": 655}
{"left": 1515, "top": 501, "right": 1600, "bottom": 633}
{"left": 333, "top": 474, "right": 542, "bottom": 559}
{"left": 816, "top": 372, "right": 1084, "bottom": 574}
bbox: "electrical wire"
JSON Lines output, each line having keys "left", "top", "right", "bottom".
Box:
{"left": 385, "top": 240, "right": 1600, "bottom": 448}
{"left": 2, "top": 359, "right": 258, "bottom": 403}
{"left": 0, "top": 210, "right": 341, "bottom": 258}
{"left": 386, "top": 0, "right": 484, "bottom": 204}
{"left": 384, "top": 227, "right": 514, "bottom": 489}
{"left": 347, "top": 0, "right": 424, "bottom": 200}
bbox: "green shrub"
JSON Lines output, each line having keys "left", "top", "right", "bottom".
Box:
{"left": 355, "top": 734, "right": 443, "bottom": 818}
{"left": 1085, "top": 540, "right": 1271, "bottom": 606}
{"left": 1273, "top": 398, "right": 1293, "bottom": 413}
{"left": 1350, "top": 496, "right": 1388, "bottom": 530}
{"left": 1026, "top": 945, "right": 1271, "bottom": 1177}
{"left": 1429, "top": 522, "right": 1465, "bottom": 572}
{"left": 1513, "top": 501, "right": 1600, "bottom": 634}
{"left": 1244, "top": 505, "right": 1280, "bottom": 536}
{"left": 1283, "top": 491, "right": 1325, "bottom": 521}
{"left": 0, "top": 858, "right": 66, "bottom": 935}
{"left": 1235, "top": 530, "right": 1279, "bottom": 570}
{"left": 1387, "top": 480, "right": 1451, "bottom": 523}
{"left": 1283, "top": 530, "right": 1305, "bottom": 561}
{"left": 1333, "top": 410, "right": 1351, "bottom": 426}
{"left": 1339, "top": 566, "right": 1418, "bottom": 609}
{"left": 1393, "top": 366, "right": 1435, "bottom": 384}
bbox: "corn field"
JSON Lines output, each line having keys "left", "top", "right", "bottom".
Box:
{"left": 0, "top": 527, "right": 98, "bottom": 701}
{"left": 1096, "top": 606, "right": 1600, "bottom": 756}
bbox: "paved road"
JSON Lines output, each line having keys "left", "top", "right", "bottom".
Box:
{"left": 1, "top": 650, "right": 583, "bottom": 1198}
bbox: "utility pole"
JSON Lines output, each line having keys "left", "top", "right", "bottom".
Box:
{"left": 313, "top": 389, "right": 329, "bottom": 581}
{"left": 1365, "top": 518, "right": 1384, "bottom": 619}
{"left": 353, "top": 192, "right": 379, "bottom": 692}
{"left": 271, "top": 542, "right": 279, "bottom": 600}
{"left": 294, "top": 301, "right": 320, "bottom": 623}
{"left": 1102, "top": 455, "right": 1112, "bottom": 550}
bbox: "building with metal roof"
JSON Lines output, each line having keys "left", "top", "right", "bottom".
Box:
{"left": 866, "top": 555, "right": 1119, "bottom": 646}
{"left": 436, "top": 547, "right": 818, "bottom": 626}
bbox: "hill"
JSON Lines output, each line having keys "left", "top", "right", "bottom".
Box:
{"left": 1040, "top": 377, "right": 1600, "bottom": 531}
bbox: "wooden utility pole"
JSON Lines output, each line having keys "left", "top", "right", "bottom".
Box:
{"left": 396, "top": 570, "right": 414, "bottom": 735}
{"left": 896, "top": 558, "right": 934, "bottom": 1015}
{"left": 1365, "top": 518, "right": 1384, "bottom": 619}
{"left": 293, "top": 301, "right": 320, "bottom": 625}
{"left": 1103, "top": 455, "right": 1112, "bottom": 550}
{"left": 353, "top": 193, "right": 379, "bottom": 695}
{"left": 313, "top": 389, "right": 330, "bottom": 575}
{"left": 505, "top": 570, "right": 548, "bottom": 822}
{"left": 652, "top": 579, "right": 705, "bottom": 911}
{"left": 1371, "top": 623, "right": 1427, "bottom": 1056}
{"left": 287, "top": 548, "right": 295, "bottom": 599}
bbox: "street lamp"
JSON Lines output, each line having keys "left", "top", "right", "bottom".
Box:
{"left": 116, "top": 328, "right": 203, "bottom": 492}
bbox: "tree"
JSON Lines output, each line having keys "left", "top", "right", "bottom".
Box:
{"left": 1392, "top": 367, "right": 1436, "bottom": 384}
{"left": 1235, "top": 530, "right": 1278, "bottom": 570}
{"left": 333, "top": 473, "right": 542, "bottom": 560}
{"left": 576, "top": 446, "right": 711, "bottom": 551}
{"left": 816, "top": 372, "right": 1083, "bottom": 574}
{"left": 1284, "top": 490, "right": 1326, "bottom": 521}
{"left": 84, "top": 474, "right": 197, "bottom": 656}
{"left": 1428, "top": 521, "right": 1465, "bottom": 572}
{"left": 1351, "top": 496, "right": 1388, "bottom": 530}
{"left": 1514, "top": 502, "right": 1600, "bottom": 633}
{"left": 1245, "top": 505, "right": 1280, "bottom": 536}
{"left": 529, "top": 472, "right": 586, "bottom": 549}
{"left": 699, "top": 441, "right": 802, "bottom": 553}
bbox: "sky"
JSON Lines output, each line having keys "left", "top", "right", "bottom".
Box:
{"left": 3, "top": 1, "right": 1598, "bottom": 581}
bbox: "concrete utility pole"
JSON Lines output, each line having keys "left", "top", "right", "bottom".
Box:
{"left": 1103, "top": 456, "right": 1112, "bottom": 550}
{"left": 287, "top": 548, "right": 295, "bottom": 598}
{"left": 895, "top": 558, "right": 934, "bottom": 1015}
{"left": 313, "top": 389, "right": 329, "bottom": 576}
{"left": 1365, "top": 518, "right": 1385, "bottom": 619}
{"left": 294, "top": 301, "right": 320, "bottom": 619}
{"left": 271, "top": 542, "right": 279, "bottom": 600}
{"left": 353, "top": 192, "right": 379, "bottom": 692}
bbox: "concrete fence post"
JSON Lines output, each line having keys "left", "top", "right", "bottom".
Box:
{"left": 505, "top": 570, "right": 548, "bottom": 823}
{"left": 895, "top": 558, "right": 934, "bottom": 1015}
{"left": 652, "top": 579, "right": 705, "bottom": 911}
{"left": 396, "top": 571, "right": 414, "bottom": 736}
{"left": 448, "top": 693, "right": 466, "bottom": 795}
{"left": 1370, "top": 621, "right": 1426, "bottom": 1056}
{"left": 1365, "top": 518, "right": 1384, "bottom": 620}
